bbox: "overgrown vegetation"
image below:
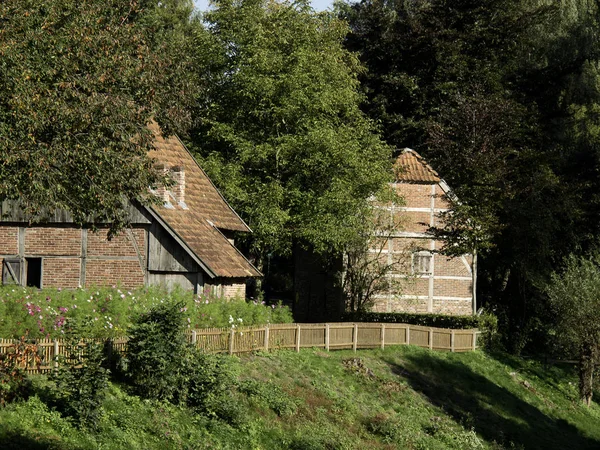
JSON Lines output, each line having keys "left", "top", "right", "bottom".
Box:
{"left": 124, "top": 301, "right": 236, "bottom": 418}
{"left": 546, "top": 254, "right": 600, "bottom": 406}
{"left": 343, "top": 310, "right": 496, "bottom": 330}
{"left": 0, "top": 285, "right": 293, "bottom": 339}
{"left": 49, "top": 320, "right": 110, "bottom": 429}
{"left": 1, "top": 346, "right": 599, "bottom": 449}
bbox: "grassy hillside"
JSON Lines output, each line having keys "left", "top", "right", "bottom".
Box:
{"left": 1, "top": 346, "right": 599, "bottom": 449}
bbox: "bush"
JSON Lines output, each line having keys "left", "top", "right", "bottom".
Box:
{"left": 342, "top": 311, "right": 487, "bottom": 329}
{"left": 0, "top": 334, "right": 39, "bottom": 406}
{"left": 50, "top": 319, "right": 109, "bottom": 429}
{"left": 125, "top": 301, "right": 239, "bottom": 416}
{"left": 179, "top": 349, "right": 238, "bottom": 416}
{"left": 125, "top": 301, "right": 188, "bottom": 402}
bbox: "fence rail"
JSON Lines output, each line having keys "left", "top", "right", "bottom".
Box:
{"left": 0, "top": 323, "right": 480, "bottom": 374}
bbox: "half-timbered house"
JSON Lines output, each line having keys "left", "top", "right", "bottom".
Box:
{"left": 0, "top": 123, "right": 260, "bottom": 297}
{"left": 371, "top": 149, "right": 475, "bottom": 315}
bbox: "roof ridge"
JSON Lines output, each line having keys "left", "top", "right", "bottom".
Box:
{"left": 173, "top": 133, "right": 252, "bottom": 233}
{"left": 394, "top": 148, "right": 440, "bottom": 183}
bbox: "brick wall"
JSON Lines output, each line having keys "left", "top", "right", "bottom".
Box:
{"left": 87, "top": 228, "right": 144, "bottom": 257}
{"left": 221, "top": 280, "right": 246, "bottom": 299}
{"left": 85, "top": 227, "right": 145, "bottom": 289}
{"left": 371, "top": 180, "right": 475, "bottom": 315}
{"left": 0, "top": 224, "right": 146, "bottom": 289}
{"left": 43, "top": 258, "right": 81, "bottom": 288}
{"left": 432, "top": 299, "right": 472, "bottom": 315}
{"left": 85, "top": 260, "right": 144, "bottom": 289}
{"left": 25, "top": 227, "right": 81, "bottom": 256}
{"left": 396, "top": 183, "right": 432, "bottom": 208}
{"left": 0, "top": 227, "right": 18, "bottom": 255}
{"left": 372, "top": 296, "right": 429, "bottom": 314}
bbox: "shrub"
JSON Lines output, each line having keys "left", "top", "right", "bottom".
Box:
{"left": 125, "top": 301, "right": 188, "bottom": 402}
{"left": 50, "top": 319, "right": 109, "bottom": 429}
{"left": 179, "top": 349, "right": 238, "bottom": 415}
{"left": 0, "top": 334, "right": 39, "bottom": 406}
{"left": 342, "top": 311, "right": 486, "bottom": 329}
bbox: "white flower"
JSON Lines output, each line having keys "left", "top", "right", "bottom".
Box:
{"left": 237, "top": 318, "right": 243, "bottom": 323}
{"left": 229, "top": 315, "right": 234, "bottom": 323}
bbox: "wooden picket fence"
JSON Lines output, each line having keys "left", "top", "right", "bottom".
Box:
{"left": 0, "top": 322, "right": 480, "bottom": 374}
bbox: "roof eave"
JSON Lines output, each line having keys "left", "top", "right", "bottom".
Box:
{"left": 144, "top": 205, "right": 218, "bottom": 279}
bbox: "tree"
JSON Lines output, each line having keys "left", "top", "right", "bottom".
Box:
{"left": 0, "top": 0, "right": 199, "bottom": 231}
{"left": 546, "top": 254, "right": 600, "bottom": 406}
{"left": 190, "top": 0, "right": 391, "bottom": 272}
{"left": 340, "top": 0, "right": 600, "bottom": 353}
{"left": 343, "top": 190, "right": 409, "bottom": 312}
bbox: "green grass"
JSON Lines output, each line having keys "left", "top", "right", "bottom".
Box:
{"left": 1, "top": 347, "right": 599, "bottom": 449}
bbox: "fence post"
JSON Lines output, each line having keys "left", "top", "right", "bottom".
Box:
{"left": 263, "top": 325, "right": 270, "bottom": 352}
{"left": 450, "top": 329, "right": 455, "bottom": 353}
{"left": 428, "top": 329, "right": 433, "bottom": 350}
{"left": 191, "top": 330, "right": 197, "bottom": 346}
{"left": 325, "top": 324, "right": 330, "bottom": 351}
{"left": 380, "top": 323, "right": 385, "bottom": 350}
{"left": 353, "top": 323, "right": 358, "bottom": 352}
{"left": 295, "top": 324, "right": 301, "bottom": 352}
{"left": 472, "top": 330, "right": 478, "bottom": 351}
{"left": 229, "top": 329, "right": 235, "bottom": 355}
{"left": 53, "top": 339, "right": 59, "bottom": 371}
{"left": 406, "top": 325, "right": 410, "bottom": 346}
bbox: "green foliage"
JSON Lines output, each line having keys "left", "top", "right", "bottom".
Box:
{"left": 342, "top": 311, "right": 487, "bottom": 329}
{"left": 1, "top": 348, "right": 600, "bottom": 448}
{"left": 191, "top": 0, "right": 392, "bottom": 261}
{"left": 340, "top": 0, "right": 600, "bottom": 355}
{"left": 50, "top": 319, "right": 109, "bottom": 429}
{"left": 0, "top": 335, "right": 38, "bottom": 407}
{"left": 125, "top": 301, "right": 188, "bottom": 401}
{"left": 179, "top": 349, "right": 238, "bottom": 418}
{"left": 0, "top": 285, "right": 293, "bottom": 339}
{"left": 546, "top": 253, "right": 600, "bottom": 406}
{"left": 0, "top": 0, "right": 198, "bottom": 231}
{"left": 125, "top": 301, "right": 240, "bottom": 418}
{"left": 239, "top": 379, "right": 298, "bottom": 417}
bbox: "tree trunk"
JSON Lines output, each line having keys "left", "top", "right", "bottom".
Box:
{"left": 579, "top": 343, "right": 595, "bottom": 407}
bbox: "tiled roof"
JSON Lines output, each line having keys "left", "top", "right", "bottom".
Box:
{"left": 394, "top": 149, "right": 440, "bottom": 183}
{"left": 147, "top": 122, "right": 261, "bottom": 278}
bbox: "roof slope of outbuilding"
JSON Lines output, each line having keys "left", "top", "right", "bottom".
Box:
{"left": 394, "top": 148, "right": 441, "bottom": 183}
{"left": 147, "top": 122, "right": 261, "bottom": 279}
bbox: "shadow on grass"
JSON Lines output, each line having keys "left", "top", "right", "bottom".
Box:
{"left": 0, "top": 431, "right": 78, "bottom": 450}
{"left": 385, "top": 352, "right": 600, "bottom": 450}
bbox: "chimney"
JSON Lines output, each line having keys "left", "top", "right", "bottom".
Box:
{"left": 154, "top": 164, "right": 170, "bottom": 204}
{"left": 171, "top": 165, "right": 186, "bottom": 208}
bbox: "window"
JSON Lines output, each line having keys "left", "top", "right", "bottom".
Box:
{"left": 26, "top": 258, "right": 42, "bottom": 288}
{"left": 412, "top": 251, "right": 432, "bottom": 275}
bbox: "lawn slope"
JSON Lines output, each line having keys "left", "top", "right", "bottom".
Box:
{"left": 1, "top": 346, "right": 599, "bottom": 449}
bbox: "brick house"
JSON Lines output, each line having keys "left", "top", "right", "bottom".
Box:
{"left": 0, "top": 123, "right": 261, "bottom": 297}
{"left": 294, "top": 149, "right": 475, "bottom": 321}
{"left": 370, "top": 149, "right": 475, "bottom": 315}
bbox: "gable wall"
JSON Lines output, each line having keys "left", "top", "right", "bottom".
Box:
{"left": 371, "top": 181, "right": 474, "bottom": 316}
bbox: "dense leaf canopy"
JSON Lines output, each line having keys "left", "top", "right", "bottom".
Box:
{"left": 190, "top": 0, "right": 392, "bottom": 260}
{"left": 0, "top": 0, "right": 198, "bottom": 230}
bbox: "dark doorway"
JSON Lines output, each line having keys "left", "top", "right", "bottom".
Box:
{"left": 26, "top": 258, "right": 42, "bottom": 288}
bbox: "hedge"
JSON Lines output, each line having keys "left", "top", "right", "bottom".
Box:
{"left": 341, "top": 311, "right": 495, "bottom": 330}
